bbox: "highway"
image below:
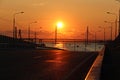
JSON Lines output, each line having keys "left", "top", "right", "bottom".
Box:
{"left": 1, "top": 49, "right": 98, "bottom": 80}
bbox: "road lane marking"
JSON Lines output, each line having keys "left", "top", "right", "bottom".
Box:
{"left": 63, "top": 54, "right": 95, "bottom": 80}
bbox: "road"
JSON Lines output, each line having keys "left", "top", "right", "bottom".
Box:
{"left": 1, "top": 49, "right": 98, "bottom": 80}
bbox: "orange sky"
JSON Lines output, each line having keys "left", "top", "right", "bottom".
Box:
{"left": 0, "top": 0, "right": 119, "bottom": 40}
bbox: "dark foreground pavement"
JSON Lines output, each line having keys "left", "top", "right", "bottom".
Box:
{"left": 100, "top": 35, "right": 120, "bottom": 80}
{"left": 0, "top": 49, "right": 98, "bottom": 80}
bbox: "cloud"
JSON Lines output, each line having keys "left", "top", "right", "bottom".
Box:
{"left": 32, "top": 2, "right": 46, "bottom": 6}
{"left": 116, "top": 0, "right": 120, "bottom": 2}
{"left": 0, "top": 0, "right": 3, "bottom": 6}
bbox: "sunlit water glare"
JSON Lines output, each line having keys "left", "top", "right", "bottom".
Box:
{"left": 44, "top": 42, "right": 104, "bottom": 52}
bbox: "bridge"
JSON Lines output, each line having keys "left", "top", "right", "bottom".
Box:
{"left": 22, "top": 38, "right": 104, "bottom": 43}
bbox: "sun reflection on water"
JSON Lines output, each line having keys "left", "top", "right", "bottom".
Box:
{"left": 54, "top": 42, "right": 64, "bottom": 49}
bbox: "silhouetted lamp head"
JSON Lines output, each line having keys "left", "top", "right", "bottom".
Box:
{"left": 104, "top": 21, "right": 107, "bottom": 23}
{"left": 34, "top": 21, "right": 37, "bottom": 23}
{"left": 20, "top": 12, "right": 24, "bottom": 14}
{"left": 106, "top": 12, "right": 110, "bottom": 14}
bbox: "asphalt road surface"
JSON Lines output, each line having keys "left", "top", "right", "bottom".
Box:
{"left": 1, "top": 49, "right": 98, "bottom": 80}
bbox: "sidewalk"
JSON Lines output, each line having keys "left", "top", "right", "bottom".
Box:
{"left": 100, "top": 35, "right": 120, "bottom": 80}
{"left": 85, "top": 48, "right": 105, "bottom": 80}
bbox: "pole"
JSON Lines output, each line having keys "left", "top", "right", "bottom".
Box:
{"left": 28, "top": 21, "right": 37, "bottom": 41}
{"left": 85, "top": 32, "right": 87, "bottom": 52}
{"left": 95, "top": 32, "right": 96, "bottom": 51}
{"left": 34, "top": 31, "right": 36, "bottom": 44}
{"left": 87, "top": 26, "right": 89, "bottom": 44}
{"left": 28, "top": 24, "right": 30, "bottom": 40}
{"left": 104, "top": 28, "right": 105, "bottom": 44}
{"left": 118, "top": 8, "right": 120, "bottom": 35}
{"left": 13, "top": 12, "right": 24, "bottom": 38}
{"left": 74, "top": 40, "right": 75, "bottom": 51}
{"left": 13, "top": 15, "right": 15, "bottom": 38}
{"left": 111, "top": 23, "right": 112, "bottom": 41}
{"left": 18, "top": 29, "right": 22, "bottom": 39}
{"left": 55, "top": 26, "right": 57, "bottom": 44}
{"left": 15, "top": 27, "right": 17, "bottom": 38}
{"left": 85, "top": 26, "right": 88, "bottom": 52}
{"left": 115, "top": 18, "right": 117, "bottom": 38}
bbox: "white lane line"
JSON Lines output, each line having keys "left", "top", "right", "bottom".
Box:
{"left": 63, "top": 54, "right": 95, "bottom": 80}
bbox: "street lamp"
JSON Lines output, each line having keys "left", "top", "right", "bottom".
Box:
{"left": 28, "top": 21, "right": 37, "bottom": 40}
{"left": 90, "top": 30, "right": 101, "bottom": 51}
{"left": 13, "top": 11, "right": 24, "bottom": 38}
{"left": 99, "top": 26, "right": 106, "bottom": 44}
{"left": 94, "top": 32, "right": 96, "bottom": 51}
{"left": 107, "top": 12, "right": 118, "bottom": 38}
{"left": 94, "top": 30, "right": 101, "bottom": 51}
{"left": 116, "top": 0, "right": 120, "bottom": 35}
{"left": 104, "top": 21, "right": 114, "bottom": 41}
{"left": 84, "top": 26, "right": 89, "bottom": 52}
{"left": 55, "top": 22, "right": 63, "bottom": 44}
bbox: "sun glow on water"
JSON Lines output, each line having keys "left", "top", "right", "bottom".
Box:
{"left": 54, "top": 43, "right": 64, "bottom": 49}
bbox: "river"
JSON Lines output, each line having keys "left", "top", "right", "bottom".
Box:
{"left": 43, "top": 42, "right": 104, "bottom": 52}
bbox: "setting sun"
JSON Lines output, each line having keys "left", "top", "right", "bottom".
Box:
{"left": 57, "top": 22, "right": 63, "bottom": 28}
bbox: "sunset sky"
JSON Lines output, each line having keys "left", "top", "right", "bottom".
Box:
{"left": 0, "top": 0, "right": 119, "bottom": 40}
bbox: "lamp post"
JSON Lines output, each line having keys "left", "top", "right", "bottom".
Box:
{"left": 107, "top": 12, "right": 118, "bottom": 38}
{"left": 94, "top": 30, "right": 101, "bottom": 51}
{"left": 13, "top": 11, "right": 24, "bottom": 38}
{"left": 84, "top": 26, "right": 89, "bottom": 52}
{"left": 99, "top": 26, "right": 106, "bottom": 44}
{"left": 28, "top": 21, "right": 37, "bottom": 40}
{"left": 94, "top": 32, "right": 97, "bottom": 51}
{"left": 104, "top": 21, "right": 114, "bottom": 41}
{"left": 118, "top": 9, "right": 120, "bottom": 35}
{"left": 55, "top": 22, "right": 63, "bottom": 44}
{"left": 116, "top": 0, "right": 120, "bottom": 35}
{"left": 55, "top": 25, "right": 57, "bottom": 44}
